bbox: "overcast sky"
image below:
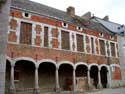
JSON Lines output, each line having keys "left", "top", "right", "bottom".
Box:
{"left": 31, "top": 0, "right": 125, "bottom": 25}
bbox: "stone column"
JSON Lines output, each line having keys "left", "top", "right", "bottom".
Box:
{"left": 73, "top": 68, "right": 76, "bottom": 94}
{"left": 87, "top": 69, "right": 91, "bottom": 90}
{"left": 98, "top": 69, "right": 102, "bottom": 89}
{"left": 10, "top": 63, "right": 15, "bottom": 94}
{"left": 55, "top": 67, "right": 60, "bottom": 92}
{"left": 107, "top": 70, "right": 112, "bottom": 88}
{"left": 34, "top": 65, "right": 39, "bottom": 94}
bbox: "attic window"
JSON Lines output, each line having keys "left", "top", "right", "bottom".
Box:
{"left": 110, "top": 35, "right": 114, "bottom": 40}
{"left": 99, "top": 33, "right": 104, "bottom": 37}
{"left": 77, "top": 26, "right": 82, "bottom": 31}
{"left": 23, "top": 12, "right": 31, "bottom": 18}
{"left": 62, "top": 22, "right": 68, "bottom": 28}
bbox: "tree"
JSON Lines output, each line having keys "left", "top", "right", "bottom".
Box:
{"left": 0, "top": 0, "right": 11, "bottom": 94}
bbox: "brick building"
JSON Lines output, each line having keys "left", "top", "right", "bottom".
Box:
{"left": 5, "top": 0, "right": 121, "bottom": 94}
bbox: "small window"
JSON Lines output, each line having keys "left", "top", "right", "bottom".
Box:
{"left": 76, "top": 26, "right": 82, "bottom": 31}
{"left": 110, "top": 35, "right": 114, "bottom": 40}
{"left": 23, "top": 12, "right": 31, "bottom": 18}
{"left": 99, "top": 33, "right": 104, "bottom": 37}
{"left": 62, "top": 22, "right": 68, "bottom": 28}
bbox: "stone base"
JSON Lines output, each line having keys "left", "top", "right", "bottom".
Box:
{"left": 10, "top": 89, "right": 16, "bottom": 94}
{"left": 34, "top": 88, "right": 40, "bottom": 94}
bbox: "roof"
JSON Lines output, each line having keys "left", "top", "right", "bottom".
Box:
{"left": 11, "top": 0, "right": 113, "bottom": 34}
{"left": 93, "top": 17, "right": 125, "bottom": 35}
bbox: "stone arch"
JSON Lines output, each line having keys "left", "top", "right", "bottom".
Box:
{"left": 58, "top": 61, "right": 74, "bottom": 91}
{"left": 75, "top": 62, "right": 88, "bottom": 90}
{"left": 89, "top": 63, "right": 99, "bottom": 70}
{"left": 14, "top": 57, "right": 36, "bottom": 89}
{"left": 38, "top": 59, "right": 57, "bottom": 68}
{"left": 13, "top": 57, "right": 36, "bottom": 65}
{"left": 75, "top": 62, "right": 88, "bottom": 70}
{"left": 100, "top": 65, "right": 109, "bottom": 88}
{"left": 110, "top": 64, "right": 121, "bottom": 80}
{"left": 58, "top": 61, "right": 74, "bottom": 69}
{"left": 89, "top": 63, "right": 99, "bottom": 89}
{"left": 99, "top": 64, "right": 109, "bottom": 71}
{"left": 6, "top": 56, "right": 12, "bottom": 63}
{"left": 38, "top": 59, "right": 57, "bottom": 91}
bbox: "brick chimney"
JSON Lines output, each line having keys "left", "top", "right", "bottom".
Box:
{"left": 103, "top": 15, "right": 109, "bottom": 21}
{"left": 67, "top": 6, "right": 75, "bottom": 16}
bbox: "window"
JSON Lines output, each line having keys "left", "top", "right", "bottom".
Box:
{"left": 76, "top": 26, "right": 82, "bottom": 31}
{"left": 99, "top": 40, "right": 105, "bottom": 55}
{"left": 62, "top": 22, "right": 68, "bottom": 28}
{"left": 23, "top": 12, "right": 31, "bottom": 18}
{"left": 20, "top": 22, "right": 32, "bottom": 45}
{"left": 110, "top": 42, "right": 116, "bottom": 57}
{"left": 61, "top": 30, "right": 70, "bottom": 50}
{"left": 44, "top": 26, "right": 49, "bottom": 47}
{"left": 76, "top": 34, "right": 84, "bottom": 52}
{"left": 91, "top": 37, "right": 95, "bottom": 54}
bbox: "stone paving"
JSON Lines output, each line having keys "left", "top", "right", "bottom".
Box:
{"left": 86, "top": 87, "right": 125, "bottom": 94}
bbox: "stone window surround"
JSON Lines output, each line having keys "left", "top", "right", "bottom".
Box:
{"left": 8, "top": 16, "right": 118, "bottom": 58}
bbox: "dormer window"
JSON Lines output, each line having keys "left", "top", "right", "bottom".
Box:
{"left": 62, "top": 22, "right": 68, "bottom": 28}
{"left": 99, "top": 33, "right": 104, "bottom": 37}
{"left": 110, "top": 35, "right": 114, "bottom": 40}
{"left": 76, "top": 26, "right": 82, "bottom": 31}
{"left": 23, "top": 12, "right": 31, "bottom": 18}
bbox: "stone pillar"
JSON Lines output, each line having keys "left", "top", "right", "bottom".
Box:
{"left": 55, "top": 67, "right": 60, "bottom": 92}
{"left": 10, "top": 63, "right": 15, "bottom": 94}
{"left": 87, "top": 69, "right": 91, "bottom": 90}
{"left": 107, "top": 70, "right": 112, "bottom": 88}
{"left": 34, "top": 65, "right": 39, "bottom": 94}
{"left": 98, "top": 69, "right": 102, "bottom": 89}
{"left": 73, "top": 68, "right": 76, "bottom": 94}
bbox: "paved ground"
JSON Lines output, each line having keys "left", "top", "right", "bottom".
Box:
{"left": 86, "top": 87, "right": 125, "bottom": 94}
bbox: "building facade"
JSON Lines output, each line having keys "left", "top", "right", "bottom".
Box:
{"left": 5, "top": 0, "right": 121, "bottom": 94}
{"left": 92, "top": 16, "right": 125, "bottom": 87}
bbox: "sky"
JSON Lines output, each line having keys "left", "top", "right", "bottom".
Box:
{"left": 31, "top": 0, "right": 125, "bottom": 25}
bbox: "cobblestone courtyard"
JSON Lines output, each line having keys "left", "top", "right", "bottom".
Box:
{"left": 86, "top": 87, "right": 125, "bottom": 94}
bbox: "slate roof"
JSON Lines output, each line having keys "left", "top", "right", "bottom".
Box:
{"left": 11, "top": 0, "right": 113, "bottom": 34}
{"left": 93, "top": 17, "right": 125, "bottom": 35}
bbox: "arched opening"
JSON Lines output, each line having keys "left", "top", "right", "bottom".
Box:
{"left": 100, "top": 66, "right": 108, "bottom": 88}
{"left": 90, "top": 66, "right": 98, "bottom": 89}
{"left": 59, "top": 64, "right": 73, "bottom": 91}
{"left": 39, "top": 62, "right": 56, "bottom": 92}
{"left": 5, "top": 60, "right": 11, "bottom": 93}
{"left": 76, "top": 65, "right": 88, "bottom": 90}
{"left": 15, "top": 60, "right": 35, "bottom": 89}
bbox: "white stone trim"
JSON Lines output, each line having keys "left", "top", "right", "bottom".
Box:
{"left": 89, "top": 63, "right": 99, "bottom": 70}
{"left": 57, "top": 61, "right": 74, "bottom": 69}
{"left": 74, "top": 62, "right": 88, "bottom": 70}
{"left": 62, "top": 22, "right": 68, "bottom": 28}
{"left": 6, "top": 56, "right": 13, "bottom": 63}
{"left": 38, "top": 59, "right": 57, "bottom": 68}
{"left": 99, "top": 64, "right": 109, "bottom": 71}
{"left": 22, "top": 12, "right": 31, "bottom": 19}
{"left": 13, "top": 57, "right": 36, "bottom": 65}
{"left": 98, "top": 38, "right": 107, "bottom": 56}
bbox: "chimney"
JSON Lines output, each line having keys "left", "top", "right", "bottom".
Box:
{"left": 67, "top": 6, "right": 75, "bottom": 16}
{"left": 103, "top": 15, "right": 109, "bottom": 21}
{"left": 81, "top": 12, "right": 91, "bottom": 20}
